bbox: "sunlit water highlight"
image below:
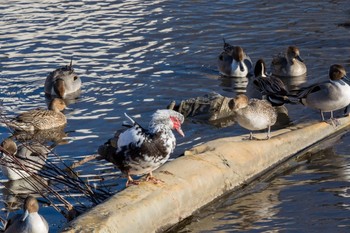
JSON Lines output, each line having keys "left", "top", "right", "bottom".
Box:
{"left": 1, "top": 0, "right": 350, "bottom": 232}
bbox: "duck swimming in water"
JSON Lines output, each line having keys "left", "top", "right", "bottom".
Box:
{"left": 7, "top": 98, "right": 67, "bottom": 132}
{"left": 270, "top": 46, "right": 307, "bottom": 77}
{"left": 4, "top": 196, "right": 49, "bottom": 233}
{"left": 218, "top": 39, "right": 253, "bottom": 78}
{"left": 44, "top": 60, "right": 81, "bottom": 99}
{"left": 252, "top": 58, "right": 288, "bottom": 106}
{"left": 0, "top": 138, "right": 49, "bottom": 180}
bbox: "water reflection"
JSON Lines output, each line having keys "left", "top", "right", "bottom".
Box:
{"left": 175, "top": 142, "right": 350, "bottom": 232}
{"left": 2, "top": 176, "right": 48, "bottom": 212}
{"left": 219, "top": 76, "right": 249, "bottom": 95}
{"left": 12, "top": 126, "right": 68, "bottom": 145}
{"left": 45, "top": 89, "right": 82, "bottom": 107}
{"left": 278, "top": 74, "right": 307, "bottom": 93}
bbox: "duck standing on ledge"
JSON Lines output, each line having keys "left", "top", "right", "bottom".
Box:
{"left": 293, "top": 64, "right": 350, "bottom": 124}
{"left": 218, "top": 39, "right": 252, "bottom": 77}
{"left": 98, "top": 109, "right": 185, "bottom": 186}
{"left": 230, "top": 94, "right": 277, "bottom": 140}
{"left": 44, "top": 60, "right": 81, "bottom": 99}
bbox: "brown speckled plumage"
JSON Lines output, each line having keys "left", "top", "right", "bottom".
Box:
{"left": 7, "top": 98, "right": 67, "bottom": 131}
{"left": 231, "top": 94, "right": 277, "bottom": 139}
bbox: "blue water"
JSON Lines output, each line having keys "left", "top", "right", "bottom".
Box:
{"left": 0, "top": 0, "right": 350, "bottom": 232}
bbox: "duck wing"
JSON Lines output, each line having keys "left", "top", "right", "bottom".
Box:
{"left": 253, "top": 76, "right": 288, "bottom": 96}
{"left": 99, "top": 113, "right": 150, "bottom": 165}
{"left": 116, "top": 114, "right": 150, "bottom": 150}
{"left": 296, "top": 81, "right": 329, "bottom": 98}
{"left": 14, "top": 109, "right": 64, "bottom": 124}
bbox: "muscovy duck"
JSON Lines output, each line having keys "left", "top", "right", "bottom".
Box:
{"left": 98, "top": 109, "right": 185, "bottom": 186}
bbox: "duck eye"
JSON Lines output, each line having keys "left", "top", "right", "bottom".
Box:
{"left": 73, "top": 76, "right": 78, "bottom": 81}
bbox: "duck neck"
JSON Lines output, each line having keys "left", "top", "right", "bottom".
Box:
{"left": 49, "top": 102, "right": 61, "bottom": 113}
{"left": 149, "top": 121, "right": 176, "bottom": 154}
{"left": 149, "top": 121, "right": 172, "bottom": 135}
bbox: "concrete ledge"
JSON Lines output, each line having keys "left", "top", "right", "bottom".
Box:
{"left": 61, "top": 117, "right": 350, "bottom": 233}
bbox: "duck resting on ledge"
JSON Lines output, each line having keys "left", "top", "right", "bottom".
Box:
{"left": 98, "top": 109, "right": 185, "bottom": 187}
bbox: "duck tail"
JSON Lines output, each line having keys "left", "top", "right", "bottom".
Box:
{"left": 69, "top": 56, "right": 73, "bottom": 68}
{"left": 282, "top": 94, "right": 301, "bottom": 104}
{"left": 123, "top": 112, "right": 135, "bottom": 126}
{"left": 265, "top": 93, "right": 300, "bottom": 106}
{"left": 97, "top": 138, "right": 117, "bottom": 162}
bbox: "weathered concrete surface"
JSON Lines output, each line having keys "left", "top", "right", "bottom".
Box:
{"left": 61, "top": 116, "right": 350, "bottom": 233}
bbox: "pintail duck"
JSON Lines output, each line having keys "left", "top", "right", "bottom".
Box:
{"left": 7, "top": 98, "right": 67, "bottom": 131}
{"left": 44, "top": 60, "right": 81, "bottom": 99}
{"left": 98, "top": 109, "right": 185, "bottom": 186}
{"left": 253, "top": 58, "right": 288, "bottom": 106}
{"left": 230, "top": 94, "right": 277, "bottom": 139}
{"left": 270, "top": 46, "right": 307, "bottom": 77}
{"left": 294, "top": 64, "right": 350, "bottom": 123}
{"left": 0, "top": 138, "right": 49, "bottom": 180}
{"left": 218, "top": 39, "right": 253, "bottom": 78}
{"left": 4, "top": 196, "right": 49, "bottom": 233}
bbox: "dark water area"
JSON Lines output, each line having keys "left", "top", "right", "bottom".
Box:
{"left": 0, "top": 0, "right": 350, "bottom": 232}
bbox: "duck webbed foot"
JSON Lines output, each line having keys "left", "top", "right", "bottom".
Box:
{"left": 326, "top": 118, "right": 340, "bottom": 127}
{"left": 145, "top": 172, "right": 164, "bottom": 184}
{"left": 125, "top": 175, "right": 140, "bottom": 187}
{"left": 242, "top": 132, "right": 269, "bottom": 141}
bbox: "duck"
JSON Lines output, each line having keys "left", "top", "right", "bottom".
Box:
{"left": 0, "top": 138, "right": 49, "bottom": 180}
{"left": 270, "top": 46, "right": 307, "bottom": 77}
{"left": 6, "top": 98, "right": 67, "bottom": 131}
{"left": 230, "top": 94, "right": 277, "bottom": 140}
{"left": 293, "top": 64, "right": 350, "bottom": 124}
{"left": 44, "top": 60, "right": 81, "bottom": 99}
{"left": 218, "top": 39, "right": 253, "bottom": 78}
{"left": 252, "top": 58, "right": 289, "bottom": 106}
{"left": 98, "top": 109, "right": 185, "bottom": 186}
{"left": 4, "top": 196, "right": 49, "bottom": 233}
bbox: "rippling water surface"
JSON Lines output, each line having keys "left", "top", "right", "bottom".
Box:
{"left": 1, "top": 0, "right": 350, "bottom": 232}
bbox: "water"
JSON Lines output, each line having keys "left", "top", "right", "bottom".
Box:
{"left": 0, "top": 0, "right": 350, "bottom": 232}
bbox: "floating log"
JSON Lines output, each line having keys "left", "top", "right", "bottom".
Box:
{"left": 61, "top": 116, "right": 350, "bottom": 233}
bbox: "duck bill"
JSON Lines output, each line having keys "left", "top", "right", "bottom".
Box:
{"left": 296, "top": 55, "right": 304, "bottom": 62}
{"left": 53, "top": 79, "right": 65, "bottom": 98}
{"left": 239, "top": 61, "right": 245, "bottom": 72}
{"left": 21, "top": 210, "right": 29, "bottom": 221}
{"left": 176, "top": 127, "right": 185, "bottom": 137}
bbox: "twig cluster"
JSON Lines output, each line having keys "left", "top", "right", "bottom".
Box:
{"left": 0, "top": 112, "right": 113, "bottom": 224}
